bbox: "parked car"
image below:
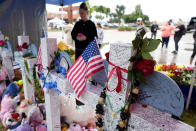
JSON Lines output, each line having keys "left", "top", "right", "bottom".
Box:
{"left": 187, "top": 17, "right": 196, "bottom": 32}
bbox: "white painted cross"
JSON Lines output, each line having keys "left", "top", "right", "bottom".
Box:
{"left": 15, "top": 36, "right": 36, "bottom": 102}
{"left": 1, "top": 49, "right": 14, "bottom": 81}
{"left": 40, "top": 37, "right": 61, "bottom": 131}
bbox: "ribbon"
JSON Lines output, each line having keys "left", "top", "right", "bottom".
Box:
{"left": 106, "top": 61, "right": 128, "bottom": 93}
{"left": 39, "top": 71, "right": 61, "bottom": 95}
{"left": 55, "top": 56, "right": 67, "bottom": 76}
{"left": 55, "top": 66, "right": 67, "bottom": 76}
{"left": 17, "top": 42, "right": 28, "bottom": 51}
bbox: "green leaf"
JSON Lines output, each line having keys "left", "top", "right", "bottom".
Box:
{"left": 132, "top": 38, "right": 142, "bottom": 50}
{"left": 140, "top": 29, "right": 146, "bottom": 38}
{"left": 141, "top": 39, "right": 161, "bottom": 52}
{"left": 142, "top": 52, "right": 152, "bottom": 60}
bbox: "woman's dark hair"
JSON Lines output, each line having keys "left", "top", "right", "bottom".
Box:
{"left": 168, "top": 21, "right": 171, "bottom": 25}
{"left": 80, "top": 2, "right": 88, "bottom": 11}
{"left": 97, "top": 23, "right": 102, "bottom": 28}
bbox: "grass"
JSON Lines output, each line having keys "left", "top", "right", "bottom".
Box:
{"left": 181, "top": 110, "right": 196, "bottom": 128}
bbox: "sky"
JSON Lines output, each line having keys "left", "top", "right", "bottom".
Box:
{"left": 46, "top": 0, "right": 196, "bottom": 22}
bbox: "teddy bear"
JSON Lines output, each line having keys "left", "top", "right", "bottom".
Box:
{"left": 27, "top": 106, "right": 47, "bottom": 131}
{"left": 0, "top": 94, "right": 17, "bottom": 121}
{"left": 15, "top": 99, "right": 32, "bottom": 116}
{"left": 59, "top": 94, "right": 96, "bottom": 127}
{"left": 67, "top": 123, "right": 82, "bottom": 131}
{"left": 2, "top": 112, "right": 22, "bottom": 130}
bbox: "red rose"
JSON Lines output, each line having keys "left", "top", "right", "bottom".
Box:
{"left": 135, "top": 59, "right": 155, "bottom": 76}
{"left": 105, "top": 52, "right": 109, "bottom": 62}
{"left": 22, "top": 42, "right": 28, "bottom": 49}
{"left": 17, "top": 44, "right": 22, "bottom": 51}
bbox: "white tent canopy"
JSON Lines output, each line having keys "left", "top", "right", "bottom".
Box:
{"left": 48, "top": 17, "right": 65, "bottom": 24}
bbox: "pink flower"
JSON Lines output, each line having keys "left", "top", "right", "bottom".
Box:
{"left": 0, "top": 40, "right": 5, "bottom": 46}
{"left": 186, "top": 66, "right": 194, "bottom": 70}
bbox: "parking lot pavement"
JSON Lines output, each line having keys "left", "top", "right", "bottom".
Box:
{"left": 48, "top": 30, "right": 195, "bottom": 66}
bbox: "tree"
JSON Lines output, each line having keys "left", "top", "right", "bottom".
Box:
{"left": 126, "top": 5, "right": 149, "bottom": 23}
{"left": 95, "top": 15, "right": 104, "bottom": 21}
{"left": 93, "top": 6, "right": 110, "bottom": 18}
{"left": 123, "top": 14, "right": 132, "bottom": 23}
{"left": 115, "top": 5, "right": 125, "bottom": 24}
{"left": 86, "top": 1, "right": 93, "bottom": 18}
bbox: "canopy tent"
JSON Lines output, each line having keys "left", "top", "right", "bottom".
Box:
{"left": 46, "top": 0, "right": 87, "bottom": 6}
{"left": 0, "top": 0, "right": 86, "bottom": 51}
{"left": 48, "top": 17, "right": 65, "bottom": 24}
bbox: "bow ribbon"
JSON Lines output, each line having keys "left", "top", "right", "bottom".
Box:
{"left": 17, "top": 42, "right": 28, "bottom": 51}
{"left": 106, "top": 61, "right": 128, "bottom": 93}
{"left": 55, "top": 66, "right": 67, "bottom": 76}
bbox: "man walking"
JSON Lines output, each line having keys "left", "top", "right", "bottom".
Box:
{"left": 151, "top": 21, "right": 159, "bottom": 39}
{"left": 172, "top": 19, "right": 186, "bottom": 54}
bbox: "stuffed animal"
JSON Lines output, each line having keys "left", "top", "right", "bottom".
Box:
{"left": 28, "top": 106, "right": 47, "bottom": 131}
{"left": 67, "top": 123, "right": 82, "bottom": 131}
{"left": 59, "top": 94, "right": 96, "bottom": 127}
{"left": 15, "top": 99, "right": 31, "bottom": 115}
{"left": 12, "top": 119, "right": 33, "bottom": 131}
{"left": 3, "top": 82, "right": 19, "bottom": 98}
{"left": 16, "top": 80, "right": 23, "bottom": 89}
{"left": 0, "top": 95, "right": 16, "bottom": 120}
{"left": 35, "top": 124, "right": 47, "bottom": 131}
{"left": 2, "top": 112, "right": 21, "bottom": 130}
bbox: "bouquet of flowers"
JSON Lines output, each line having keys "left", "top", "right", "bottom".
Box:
{"left": 155, "top": 64, "right": 195, "bottom": 86}
{"left": 57, "top": 41, "right": 75, "bottom": 62}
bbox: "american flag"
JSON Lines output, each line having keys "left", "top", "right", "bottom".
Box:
{"left": 67, "top": 39, "right": 105, "bottom": 98}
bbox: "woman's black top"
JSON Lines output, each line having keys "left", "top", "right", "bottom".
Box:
{"left": 71, "top": 20, "right": 97, "bottom": 52}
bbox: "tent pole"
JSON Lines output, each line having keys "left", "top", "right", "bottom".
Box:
{"left": 186, "top": 61, "right": 196, "bottom": 110}
{"left": 61, "top": 6, "right": 64, "bottom": 40}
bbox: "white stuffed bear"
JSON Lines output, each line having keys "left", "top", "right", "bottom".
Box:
{"left": 59, "top": 93, "right": 96, "bottom": 127}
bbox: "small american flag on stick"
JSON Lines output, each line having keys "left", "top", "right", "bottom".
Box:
{"left": 67, "top": 39, "right": 104, "bottom": 98}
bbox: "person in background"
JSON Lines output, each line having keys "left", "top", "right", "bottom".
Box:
{"left": 151, "top": 21, "right": 159, "bottom": 39}
{"left": 161, "top": 21, "right": 175, "bottom": 48}
{"left": 71, "top": 2, "right": 97, "bottom": 60}
{"left": 172, "top": 19, "right": 186, "bottom": 54}
{"left": 96, "top": 23, "right": 104, "bottom": 48}
{"left": 136, "top": 18, "right": 147, "bottom": 35}
{"left": 190, "top": 30, "right": 196, "bottom": 64}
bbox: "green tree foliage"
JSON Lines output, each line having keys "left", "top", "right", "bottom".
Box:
{"left": 123, "top": 5, "right": 149, "bottom": 23}
{"left": 85, "top": 1, "right": 93, "bottom": 17}
{"left": 92, "top": 6, "right": 110, "bottom": 17}
{"left": 115, "top": 5, "right": 125, "bottom": 24}
{"left": 95, "top": 15, "right": 104, "bottom": 21}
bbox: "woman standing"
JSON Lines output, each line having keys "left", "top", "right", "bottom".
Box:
{"left": 190, "top": 30, "right": 196, "bottom": 64}
{"left": 71, "top": 2, "right": 97, "bottom": 60}
{"left": 96, "top": 23, "right": 104, "bottom": 48}
{"left": 161, "top": 21, "right": 175, "bottom": 48}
